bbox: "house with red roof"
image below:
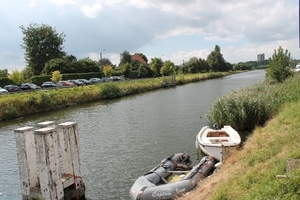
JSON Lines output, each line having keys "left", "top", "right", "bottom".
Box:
{"left": 131, "top": 54, "right": 147, "bottom": 64}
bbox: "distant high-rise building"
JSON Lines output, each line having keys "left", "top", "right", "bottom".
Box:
{"left": 257, "top": 54, "right": 265, "bottom": 62}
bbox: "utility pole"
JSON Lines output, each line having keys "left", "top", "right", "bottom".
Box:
{"left": 100, "top": 49, "right": 105, "bottom": 61}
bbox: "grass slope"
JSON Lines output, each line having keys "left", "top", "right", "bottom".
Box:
{"left": 179, "top": 93, "right": 300, "bottom": 200}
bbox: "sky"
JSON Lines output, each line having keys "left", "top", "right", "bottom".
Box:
{"left": 0, "top": 0, "right": 299, "bottom": 72}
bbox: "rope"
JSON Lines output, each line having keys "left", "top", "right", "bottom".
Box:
{"left": 63, "top": 173, "right": 85, "bottom": 199}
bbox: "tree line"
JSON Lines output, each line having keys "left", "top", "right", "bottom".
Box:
{"left": 1, "top": 23, "right": 296, "bottom": 85}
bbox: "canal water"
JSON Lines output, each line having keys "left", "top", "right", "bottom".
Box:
{"left": 0, "top": 70, "right": 265, "bottom": 200}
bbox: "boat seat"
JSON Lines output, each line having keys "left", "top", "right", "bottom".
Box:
{"left": 207, "top": 132, "right": 228, "bottom": 137}
{"left": 208, "top": 137, "right": 230, "bottom": 143}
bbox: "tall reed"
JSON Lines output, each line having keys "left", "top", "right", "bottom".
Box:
{"left": 207, "top": 74, "right": 300, "bottom": 131}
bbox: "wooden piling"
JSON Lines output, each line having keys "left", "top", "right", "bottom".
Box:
{"left": 14, "top": 126, "right": 39, "bottom": 200}
{"left": 57, "top": 122, "right": 85, "bottom": 199}
{"left": 14, "top": 121, "right": 86, "bottom": 200}
{"left": 36, "top": 121, "right": 56, "bottom": 128}
{"left": 35, "top": 127, "right": 64, "bottom": 200}
{"left": 162, "top": 76, "right": 176, "bottom": 88}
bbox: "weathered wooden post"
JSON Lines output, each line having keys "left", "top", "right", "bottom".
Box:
{"left": 172, "top": 76, "right": 176, "bottom": 87}
{"left": 35, "top": 127, "right": 64, "bottom": 200}
{"left": 36, "top": 121, "right": 56, "bottom": 129}
{"left": 14, "top": 126, "right": 39, "bottom": 200}
{"left": 57, "top": 122, "right": 85, "bottom": 199}
{"left": 14, "top": 121, "right": 86, "bottom": 200}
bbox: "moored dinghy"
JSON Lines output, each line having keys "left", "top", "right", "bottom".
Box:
{"left": 129, "top": 153, "right": 215, "bottom": 200}
{"left": 196, "top": 123, "right": 241, "bottom": 161}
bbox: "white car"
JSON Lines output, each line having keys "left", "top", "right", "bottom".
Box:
{"left": 294, "top": 64, "right": 300, "bottom": 72}
{"left": 0, "top": 87, "right": 8, "bottom": 94}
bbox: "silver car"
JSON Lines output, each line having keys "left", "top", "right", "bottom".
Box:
{"left": 0, "top": 87, "right": 8, "bottom": 94}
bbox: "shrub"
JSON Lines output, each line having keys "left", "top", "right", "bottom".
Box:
{"left": 101, "top": 83, "right": 122, "bottom": 99}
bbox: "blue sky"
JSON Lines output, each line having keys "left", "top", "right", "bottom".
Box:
{"left": 0, "top": 0, "right": 299, "bottom": 72}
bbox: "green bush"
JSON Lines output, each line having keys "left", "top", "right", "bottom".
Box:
{"left": 101, "top": 83, "right": 122, "bottom": 99}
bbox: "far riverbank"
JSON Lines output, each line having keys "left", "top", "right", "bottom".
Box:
{"left": 0, "top": 71, "right": 239, "bottom": 121}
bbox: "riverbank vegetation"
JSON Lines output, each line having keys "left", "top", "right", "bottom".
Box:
{"left": 180, "top": 95, "right": 300, "bottom": 199}
{"left": 180, "top": 46, "right": 300, "bottom": 200}
{"left": 207, "top": 73, "right": 300, "bottom": 131}
{"left": 207, "top": 46, "right": 298, "bottom": 132}
{"left": 0, "top": 72, "right": 231, "bottom": 121}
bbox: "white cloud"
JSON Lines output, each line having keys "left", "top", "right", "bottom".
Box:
{"left": 29, "top": 0, "right": 35, "bottom": 6}
{"left": 80, "top": 2, "right": 103, "bottom": 18}
{"left": 48, "top": 0, "right": 76, "bottom": 6}
{"left": 0, "top": 0, "right": 299, "bottom": 72}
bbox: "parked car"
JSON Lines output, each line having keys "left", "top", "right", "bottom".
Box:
{"left": 41, "top": 82, "right": 57, "bottom": 88}
{"left": 110, "top": 76, "right": 123, "bottom": 81}
{"left": 20, "top": 83, "right": 41, "bottom": 90}
{"left": 89, "top": 78, "right": 101, "bottom": 84}
{"left": 68, "top": 79, "right": 84, "bottom": 86}
{"left": 78, "top": 79, "right": 90, "bottom": 85}
{"left": 294, "top": 64, "right": 300, "bottom": 72}
{"left": 0, "top": 87, "right": 8, "bottom": 94}
{"left": 100, "top": 77, "right": 111, "bottom": 82}
{"left": 4, "top": 85, "right": 21, "bottom": 92}
{"left": 57, "top": 81, "right": 75, "bottom": 87}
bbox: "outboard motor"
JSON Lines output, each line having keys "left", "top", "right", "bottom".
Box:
{"left": 213, "top": 123, "right": 220, "bottom": 130}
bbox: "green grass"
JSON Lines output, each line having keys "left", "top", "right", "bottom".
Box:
{"left": 209, "top": 96, "right": 300, "bottom": 200}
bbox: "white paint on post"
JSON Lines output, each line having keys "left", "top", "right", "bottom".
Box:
{"left": 36, "top": 121, "right": 56, "bottom": 129}
{"left": 57, "top": 122, "right": 83, "bottom": 190}
{"left": 57, "top": 123, "right": 73, "bottom": 175}
{"left": 14, "top": 126, "right": 38, "bottom": 199}
{"left": 35, "top": 127, "right": 64, "bottom": 200}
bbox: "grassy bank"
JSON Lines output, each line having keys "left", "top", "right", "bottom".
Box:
{"left": 180, "top": 98, "right": 300, "bottom": 200}
{"left": 0, "top": 72, "right": 231, "bottom": 121}
{"left": 180, "top": 73, "right": 300, "bottom": 200}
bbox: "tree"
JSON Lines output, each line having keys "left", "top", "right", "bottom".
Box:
{"left": 160, "top": 60, "right": 175, "bottom": 76}
{"left": 131, "top": 59, "right": 142, "bottom": 70}
{"left": 121, "top": 63, "right": 132, "bottom": 78}
{"left": 199, "top": 58, "right": 210, "bottom": 72}
{"left": 70, "top": 59, "right": 100, "bottom": 73}
{"left": 266, "top": 46, "right": 293, "bottom": 82}
{"left": 0, "top": 69, "right": 8, "bottom": 77}
{"left": 20, "top": 23, "right": 66, "bottom": 75}
{"left": 206, "top": 45, "right": 227, "bottom": 71}
{"left": 65, "top": 55, "right": 77, "bottom": 63}
{"left": 8, "top": 69, "right": 24, "bottom": 85}
{"left": 226, "top": 62, "right": 233, "bottom": 71}
{"left": 179, "top": 61, "right": 189, "bottom": 74}
{"left": 150, "top": 57, "right": 163, "bottom": 77}
{"left": 119, "top": 50, "right": 131, "bottom": 67}
{"left": 233, "top": 63, "right": 241, "bottom": 71}
{"left": 21, "top": 66, "right": 34, "bottom": 82}
{"left": 42, "top": 58, "right": 69, "bottom": 75}
{"left": 99, "top": 58, "right": 112, "bottom": 67}
{"left": 51, "top": 70, "right": 62, "bottom": 83}
{"left": 187, "top": 57, "right": 200, "bottom": 73}
{"left": 137, "top": 63, "right": 148, "bottom": 78}
{"left": 103, "top": 65, "right": 113, "bottom": 77}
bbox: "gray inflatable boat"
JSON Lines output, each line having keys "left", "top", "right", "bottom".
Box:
{"left": 129, "top": 153, "right": 215, "bottom": 200}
